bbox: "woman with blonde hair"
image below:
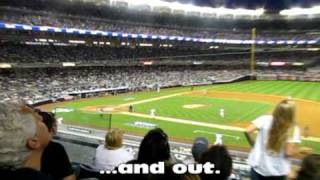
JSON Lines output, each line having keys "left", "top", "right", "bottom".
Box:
{"left": 94, "top": 128, "right": 133, "bottom": 171}
{"left": 245, "top": 99, "right": 301, "bottom": 180}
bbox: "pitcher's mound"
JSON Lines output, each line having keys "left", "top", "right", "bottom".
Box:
{"left": 183, "top": 104, "right": 206, "bottom": 109}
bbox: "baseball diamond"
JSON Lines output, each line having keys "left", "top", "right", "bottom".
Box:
{"left": 39, "top": 80, "right": 320, "bottom": 153}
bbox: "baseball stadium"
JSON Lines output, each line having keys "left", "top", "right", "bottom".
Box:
{"left": 1, "top": 0, "right": 320, "bottom": 179}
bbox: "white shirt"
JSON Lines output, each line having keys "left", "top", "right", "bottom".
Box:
{"left": 150, "top": 109, "right": 156, "bottom": 116}
{"left": 94, "top": 145, "right": 134, "bottom": 171}
{"left": 248, "top": 115, "right": 301, "bottom": 176}
{"left": 214, "top": 134, "right": 223, "bottom": 145}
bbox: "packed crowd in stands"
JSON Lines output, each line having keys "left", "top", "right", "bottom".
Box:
{"left": 1, "top": 43, "right": 319, "bottom": 64}
{"left": 0, "top": 67, "right": 247, "bottom": 103}
{"left": 1, "top": 7, "right": 319, "bottom": 41}
{"left": 1, "top": 64, "right": 319, "bottom": 105}
{"left": 0, "top": 43, "right": 224, "bottom": 63}
{"left": 0, "top": 101, "right": 318, "bottom": 180}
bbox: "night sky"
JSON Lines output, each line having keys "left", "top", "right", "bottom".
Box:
{"left": 169, "top": 0, "right": 320, "bottom": 10}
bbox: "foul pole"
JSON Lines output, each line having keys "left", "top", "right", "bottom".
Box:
{"left": 250, "top": 28, "right": 256, "bottom": 77}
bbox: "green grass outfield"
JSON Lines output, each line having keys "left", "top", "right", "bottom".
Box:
{"left": 53, "top": 80, "right": 320, "bottom": 153}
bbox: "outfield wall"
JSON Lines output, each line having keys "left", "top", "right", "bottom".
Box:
{"left": 257, "top": 74, "right": 320, "bottom": 82}
{"left": 33, "top": 74, "right": 316, "bottom": 107}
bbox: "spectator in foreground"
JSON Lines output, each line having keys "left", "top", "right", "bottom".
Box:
{"left": 199, "top": 145, "right": 233, "bottom": 180}
{"left": 94, "top": 128, "right": 134, "bottom": 171}
{"left": 39, "top": 111, "right": 76, "bottom": 180}
{"left": 109, "top": 128, "right": 171, "bottom": 180}
{"left": 0, "top": 102, "right": 52, "bottom": 180}
{"left": 245, "top": 99, "right": 301, "bottom": 180}
{"left": 184, "top": 137, "right": 209, "bottom": 164}
{"left": 296, "top": 154, "right": 320, "bottom": 180}
{"left": 136, "top": 128, "right": 171, "bottom": 164}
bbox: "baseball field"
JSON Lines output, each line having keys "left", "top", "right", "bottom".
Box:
{"left": 38, "top": 80, "right": 320, "bottom": 153}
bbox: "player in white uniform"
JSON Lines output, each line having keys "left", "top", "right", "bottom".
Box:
{"left": 150, "top": 108, "right": 156, "bottom": 118}
{"left": 219, "top": 108, "right": 225, "bottom": 118}
{"left": 214, "top": 133, "right": 223, "bottom": 145}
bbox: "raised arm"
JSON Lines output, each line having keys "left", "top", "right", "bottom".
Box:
{"left": 244, "top": 123, "right": 258, "bottom": 147}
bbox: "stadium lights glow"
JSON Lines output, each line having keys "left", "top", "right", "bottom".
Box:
{"left": 280, "top": 6, "right": 320, "bottom": 16}
{"left": 143, "top": 61, "right": 153, "bottom": 65}
{"left": 4, "top": 24, "right": 15, "bottom": 28}
{"left": 177, "top": 37, "right": 184, "bottom": 41}
{"left": 270, "top": 62, "right": 286, "bottom": 66}
{"left": 225, "top": 40, "right": 242, "bottom": 44}
{"left": 267, "top": 40, "right": 275, "bottom": 44}
{"left": 78, "top": 30, "right": 86, "bottom": 34}
{"left": 139, "top": 43, "right": 153, "bottom": 47}
{"left": 243, "top": 40, "right": 254, "bottom": 44}
{"left": 68, "top": 40, "right": 86, "bottom": 44}
{"left": 257, "top": 62, "right": 269, "bottom": 66}
{"left": 22, "top": 25, "right": 32, "bottom": 30}
{"left": 53, "top": 27, "right": 62, "bottom": 32}
{"left": 286, "top": 40, "right": 295, "bottom": 44}
{"left": 231, "top": 8, "right": 264, "bottom": 16}
{"left": 159, "top": 35, "right": 167, "bottom": 40}
{"left": 131, "top": 34, "right": 138, "bottom": 38}
{"left": 53, "top": 43, "right": 68, "bottom": 46}
{"left": 297, "top": 40, "right": 306, "bottom": 44}
{"left": 118, "top": 0, "right": 264, "bottom": 16}
{"left": 121, "top": 42, "right": 128, "bottom": 46}
{"left": 0, "top": 63, "right": 12, "bottom": 69}
{"left": 193, "top": 61, "right": 203, "bottom": 65}
{"left": 39, "top": 26, "right": 50, "bottom": 31}
{"left": 35, "top": 38, "right": 47, "bottom": 42}
{"left": 25, "top": 42, "right": 47, "bottom": 45}
{"left": 276, "top": 40, "right": 285, "bottom": 44}
{"left": 62, "top": 62, "right": 75, "bottom": 67}
{"left": 160, "top": 44, "right": 172, "bottom": 47}
{"left": 308, "top": 40, "right": 317, "bottom": 44}
{"left": 292, "top": 62, "right": 304, "bottom": 66}
{"left": 307, "top": 48, "right": 320, "bottom": 51}
{"left": 141, "top": 34, "right": 148, "bottom": 38}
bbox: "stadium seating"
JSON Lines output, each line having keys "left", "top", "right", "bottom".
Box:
{"left": 0, "top": 66, "right": 248, "bottom": 103}
{"left": 1, "top": 7, "right": 319, "bottom": 41}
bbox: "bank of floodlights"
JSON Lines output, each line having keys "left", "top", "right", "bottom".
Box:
{"left": 280, "top": 6, "right": 320, "bottom": 16}
{"left": 113, "top": 0, "right": 264, "bottom": 17}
